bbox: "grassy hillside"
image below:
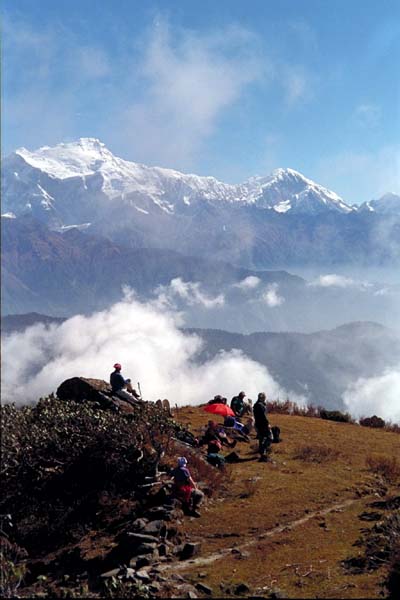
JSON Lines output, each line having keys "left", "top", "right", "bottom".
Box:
{"left": 1, "top": 395, "right": 399, "bottom": 598}
{"left": 169, "top": 407, "right": 400, "bottom": 598}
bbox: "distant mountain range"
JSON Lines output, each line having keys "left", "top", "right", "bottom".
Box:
{"left": 187, "top": 322, "right": 400, "bottom": 409}
{"left": 2, "top": 138, "right": 400, "bottom": 268}
{"left": 1, "top": 215, "right": 302, "bottom": 316}
{"left": 3, "top": 215, "right": 399, "bottom": 330}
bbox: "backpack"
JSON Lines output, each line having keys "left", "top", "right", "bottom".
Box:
{"left": 271, "top": 426, "right": 281, "bottom": 443}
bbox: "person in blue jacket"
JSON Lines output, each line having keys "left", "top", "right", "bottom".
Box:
{"left": 110, "top": 363, "right": 141, "bottom": 403}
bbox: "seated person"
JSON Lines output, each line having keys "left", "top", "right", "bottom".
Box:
{"left": 208, "top": 394, "right": 223, "bottom": 405}
{"left": 110, "top": 363, "right": 141, "bottom": 403}
{"left": 223, "top": 415, "right": 250, "bottom": 441}
{"left": 206, "top": 438, "right": 225, "bottom": 469}
{"left": 230, "top": 391, "right": 247, "bottom": 417}
{"left": 200, "top": 421, "right": 236, "bottom": 448}
{"left": 171, "top": 457, "right": 204, "bottom": 517}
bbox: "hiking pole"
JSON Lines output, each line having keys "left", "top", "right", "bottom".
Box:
{"left": 138, "top": 381, "right": 142, "bottom": 400}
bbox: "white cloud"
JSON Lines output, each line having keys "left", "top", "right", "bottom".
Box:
{"left": 114, "top": 18, "right": 267, "bottom": 166}
{"left": 262, "top": 283, "right": 284, "bottom": 307}
{"left": 343, "top": 366, "right": 400, "bottom": 422}
{"left": 234, "top": 276, "right": 261, "bottom": 290}
{"left": 1, "top": 292, "right": 300, "bottom": 406}
{"left": 309, "top": 274, "right": 372, "bottom": 290}
{"left": 156, "top": 278, "right": 225, "bottom": 309}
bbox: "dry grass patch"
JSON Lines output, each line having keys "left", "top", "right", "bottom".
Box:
{"left": 293, "top": 444, "right": 340, "bottom": 463}
{"left": 366, "top": 454, "right": 400, "bottom": 484}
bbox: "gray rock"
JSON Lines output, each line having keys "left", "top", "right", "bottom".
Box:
{"left": 195, "top": 582, "right": 213, "bottom": 594}
{"left": 180, "top": 542, "right": 202, "bottom": 560}
{"left": 171, "top": 573, "right": 186, "bottom": 582}
{"left": 133, "top": 542, "right": 158, "bottom": 555}
{"left": 122, "top": 568, "right": 136, "bottom": 580}
{"left": 144, "top": 506, "right": 172, "bottom": 520}
{"left": 158, "top": 543, "right": 169, "bottom": 557}
{"left": 126, "top": 532, "right": 159, "bottom": 544}
{"left": 143, "top": 520, "right": 165, "bottom": 536}
{"left": 132, "top": 518, "right": 148, "bottom": 531}
{"left": 133, "top": 556, "right": 151, "bottom": 569}
{"left": 100, "top": 568, "right": 120, "bottom": 579}
{"left": 234, "top": 582, "right": 250, "bottom": 595}
{"left": 136, "top": 569, "right": 151, "bottom": 582}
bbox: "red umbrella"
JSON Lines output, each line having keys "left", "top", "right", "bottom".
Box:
{"left": 203, "top": 403, "right": 235, "bottom": 417}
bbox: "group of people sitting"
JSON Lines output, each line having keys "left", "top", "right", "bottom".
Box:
{"left": 170, "top": 391, "right": 280, "bottom": 517}
{"left": 208, "top": 390, "right": 252, "bottom": 417}
{"left": 110, "top": 364, "right": 279, "bottom": 517}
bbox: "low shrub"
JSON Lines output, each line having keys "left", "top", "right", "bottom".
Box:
{"left": 320, "top": 409, "right": 353, "bottom": 423}
{"left": 366, "top": 454, "right": 400, "bottom": 484}
{"left": 293, "top": 444, "right": 340, "bottom": 463}
{"left": 0, "top": 395, "right": 192, "bottom": 555}
{"left": 360, "top": 415, "right": 386, "bottom": 429}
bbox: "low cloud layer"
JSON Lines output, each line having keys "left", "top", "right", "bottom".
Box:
{"left": 309, "top": 274, "right": 372, "bottom": 289}
{"left": 1, "top": 292, "right": 301, "bottom": 406}
{"left": 262, "top": 283, "right": 285, "bottom": 307}
{"left": 155, "top": 277, "right": 225, "bottom": 309}
{"left": 234, "top": 275, "right": 261, "bottom": 290}
{"left": 343, "top": 366, "right": 400, "bottom": 422}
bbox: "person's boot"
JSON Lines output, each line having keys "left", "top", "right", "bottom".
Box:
{"left": 258, "top": 455, "right": 269, "bottom": 462}
{"left": 191, "top": 508, "right": 201, "bottom": 517}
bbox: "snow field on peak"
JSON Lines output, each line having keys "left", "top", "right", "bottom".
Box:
{"left": 9, "top": 138, "right": 353, "bottom": 214}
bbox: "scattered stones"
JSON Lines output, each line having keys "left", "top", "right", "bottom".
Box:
{"left": 133, "top": 542, "right": 158, "bottom": 556}
{"left": 136, "top": 569, "right": 151, "bottom": 582}
{"left": 234, "top": 582, "right": 250, "bottom": 595}
{"left": 125, "top": 532, "right": 159, "bottom": 544}
{"left": 143, "top": 520, "right": 166, "bottom": 536}
{"left": 144, "top": 506, "right": 173, "bottom": 521}
{"left": 100, "top": 568, "right": 120, "bottom": 579}
{"left": 158, "top": 543, "right": 169, "bottom": 557}
{"left": 359, "top": 511, "right": 382, "bottom": 522}
{"left": 133, "top": 556, "right": 151, "bottom": 569}
{"left": 132, "top": 518, "right": 148, "bottom": 531}
{"left": 180, "top": 542, "right": 202, "bottom": 560}
{"left": 195, "top": 582, "right": 213, "bottom": 594}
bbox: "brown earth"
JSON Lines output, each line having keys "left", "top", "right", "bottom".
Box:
{"left": 165, "top": 406, "right": 400, "bottom": 598}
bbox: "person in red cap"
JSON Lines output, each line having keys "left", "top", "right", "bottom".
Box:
{"left": 110, "top": 363, "right": 141, "bottom": 403}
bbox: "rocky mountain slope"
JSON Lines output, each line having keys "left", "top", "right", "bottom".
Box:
{"left": 3, "top": 139, "right": 400, "bottom": 267}
{"left": 1, "top": 215, "right": 302, "bottom": 316}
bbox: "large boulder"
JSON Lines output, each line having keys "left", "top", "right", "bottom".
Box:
{"left": 56, "top": 377, "right": 136, "bottom": 413}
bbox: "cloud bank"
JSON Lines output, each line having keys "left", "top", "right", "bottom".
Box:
{"left": 155, "top": 277, "right": 225, "bottom": 309}
{"left": 309, "top": 274, "right": 372, "bottom": 290}
{"left": 1, "top": 292, "right": 300, "bottom": 406}
{"left": 343, "top": 366, "right": 400, "bottom": 422}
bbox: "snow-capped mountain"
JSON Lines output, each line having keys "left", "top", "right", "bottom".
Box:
{"left": 2, "top": 138, "right": 353, "bottom": 226}
{"left": 359, "top": 193, "right": 400, "bottom": 216}
{"left": 2, "top": 138, "right": 400, "bottom": 268}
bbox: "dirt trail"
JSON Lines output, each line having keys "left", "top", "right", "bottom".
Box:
{"left": 159, "top": 497, "right": 360, "bottom": 572}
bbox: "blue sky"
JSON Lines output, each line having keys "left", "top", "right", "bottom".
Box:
{"left": 2, "top": 0, "right": 399, "bottom": 203}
